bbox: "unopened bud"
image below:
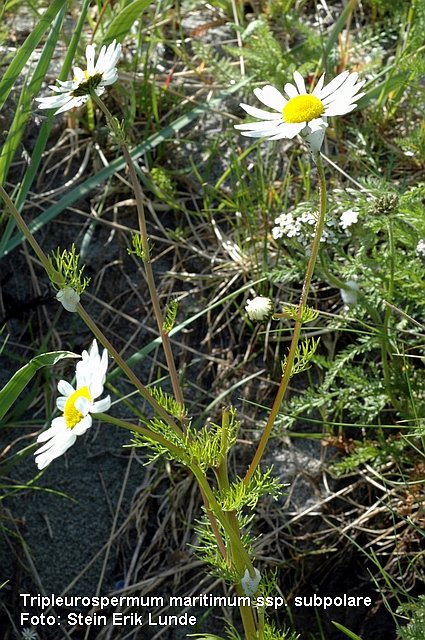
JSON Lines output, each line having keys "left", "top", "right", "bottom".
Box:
{"left": 56, "top": 287, "right": 80, "bottom": 312}
{"left": 245, "top": 296, "right": 273, "bottom": 321}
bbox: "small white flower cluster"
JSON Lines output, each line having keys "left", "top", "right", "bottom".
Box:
{"left": 272, "top": 208, "right": 337, "bottom": 246}
{"left": 339, "top": 208, "right": 359, "bottom": 230}
{"left": 416, "top": 239, "right": 425, "bottom": 259}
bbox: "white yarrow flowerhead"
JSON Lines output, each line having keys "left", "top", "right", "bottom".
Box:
{"left": 340, "top": 208, "right": 359, "bottom": 230}
{"left": 34, "top": 340, "right": 111, "bottom": 469}
{"left": 416, "top": 239, "right": 425, "bottom": 259}
{"left": 235, "top": 70, "right": 365, "bottom": 153}
{"left": 245, "top": 296, "right": 273, "bottom": 321}
{"left": 35, "top": 40, "right": 121, "bottom": 114}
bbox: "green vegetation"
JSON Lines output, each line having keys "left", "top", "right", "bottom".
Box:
{"left": 0, "top": 1, "right": 424, "bottom": 639}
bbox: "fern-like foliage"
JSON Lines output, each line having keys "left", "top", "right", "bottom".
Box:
{"left": 282, "top": 336, "right": 320, "bottom": 378}
{"left": 150, "top": 386, "right": 187, "bottom": 419}
{"left": 183, "top": 410, "right": 239, "bottom": 471}
{"left": 163, "top": 299, "right": 179, "bottom": 333}
{"left": 216, "top": 468, "right": 284, "bottom": 513}
{"left": 398, "top": 596, "right": 425, "bottom": 640}
{"left": 192, "top": 512, "right": 253, "bottom": 582}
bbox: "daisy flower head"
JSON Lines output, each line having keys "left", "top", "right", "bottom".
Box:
{"left": 235, "top": 70, "right": 365, "bottom": 154}
{"left": 35, "top": 40, "right": 121, "bottom": 115}
{"left": 34, "top": 340, "right": 111, "bottom": 470}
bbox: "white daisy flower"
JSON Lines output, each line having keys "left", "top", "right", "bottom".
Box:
{"left": 35, "top": 40, "right": 121, "bottom": 115}
{"left": 34, "top": 340, "right": 111, "bottom": 469}
{"left": 235, "top": 70, "right": 365, "bottom": 153}
{"left": 245, "top": 296, "right": 273, "bottom": 321}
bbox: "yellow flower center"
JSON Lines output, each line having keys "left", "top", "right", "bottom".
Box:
{"left": 283, "top": 94, "right": 324, "bottom": 123}
{"left": 64, "top": 386, "right": 92, "bottom": 428}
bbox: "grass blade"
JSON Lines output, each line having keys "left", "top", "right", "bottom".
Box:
{"left": 0, "top": 0, "right": 67, "bottom": 111}
{"left": 0, "top": 5, "right": 65, "bottom": 185}
{"left": 331, "top": 622, "right": 363, "bottom": 640}
{"left": 102, "top": 0, "right": 152, "bottom": 44}
{"left": 0, "top": 351, "right": 78, "bottom": 421}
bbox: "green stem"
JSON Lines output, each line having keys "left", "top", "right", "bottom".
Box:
{"left": 90, "top": 92, "right": 185, "bottom": 414}
{"left": 189, "top": 464, "right": 258, "bottom": 639}
{"left": 77, "top": 303, "right": 183, "bottom": 437}
{"left": 381, "top": 218, "right": 400, "bottom": 410}
{"left": 244, "top": 155, "right": 327, "bottom": 484}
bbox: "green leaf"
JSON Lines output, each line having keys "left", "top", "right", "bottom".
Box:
{"left": 331, "top": 621, "right": 363, "bottom": 640}
{"left": 102, "top": 0, "right": 152, "bottom": 44}
{"left": 0, "top": 0, "right": 67, "bottom": 112}
{"left": 0, "top": 351, "right": 78, "bottom": 421}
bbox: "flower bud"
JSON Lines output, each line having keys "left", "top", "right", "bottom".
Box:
{"left": 241, "top": 567, "right": 261, "bottom": 596}
{"left": 245, "top": 296, "right": 273, "bottom": 321}
{"left": 56, "top": 287, "right": 80, "bottom": 312}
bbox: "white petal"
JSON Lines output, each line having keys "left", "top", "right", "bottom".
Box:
{"left": 266, "top": 122, "right": 305, "bottom": 140}
{"left": 307, "top": 117, "right": 327, "bottom": 132}
{"left": 304, "top": 127, "right": 326, "bottom": 153}
{"left": 35, "top": 432, "right": 77, "bottom": 469}
{"left": 238, "top": 126, "right": 283, "bottom": 138}
{"left": 57, "top": 379, "right": 74, "bottom": 397}
{"left": 85, "top": 44, "right": 96, "bottom": 75}
{"left": 324, "top": 101, "right": 358, "bottom": 116}
{"left": 56, "top": 287, "right": 80, "bottom": 312}
{"left": 293, "top": 71, "right": 306, "bottom": 95}
{"left": 319, "top": 70, "right": 350, "bottom": 99}
{"left": 235, "top": 120, "right": 284, "bottom": 132}
{"left": 54, "top": 96, "right": 87, "bottom": 114}
{"left": 239, "top": 103, "right": 282, "bottom": 120}
{"left": 312, "top": 74, "right": 326, "bottom": 97}
{"left": 74, "top": 395, "right": 91, "bottom": 415}
{"left": 36, "top": 420, "right": 64, "bottom": 443}
{"left": 92, "top": 396, "right": 111, "bottom": 413}
{"left": 73, "top": 66, "right": 85, "bottom": 82}
{"left": 72, "top": 415, "right": 92, "bottom": 435}
{"left": 253, "top": 85, "right": 286, "bottom": 110}
{"left": 35, "top": 94, "right": 71, "bottom": 109}
{"left": 323, "top": 78, "right": 365, "bottom": 105}
{"left": 99, "top": 71, "right": 118, "bottom": 86}
{"left": 284, "top": 82, "right": 298, "bottom": 99}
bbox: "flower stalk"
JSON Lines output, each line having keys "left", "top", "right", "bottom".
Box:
{"left": 90, "top": 92, "right": 186, "bottom": 415}
{"left": 244, "top": 155, "right": 327, "bottom": 484}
